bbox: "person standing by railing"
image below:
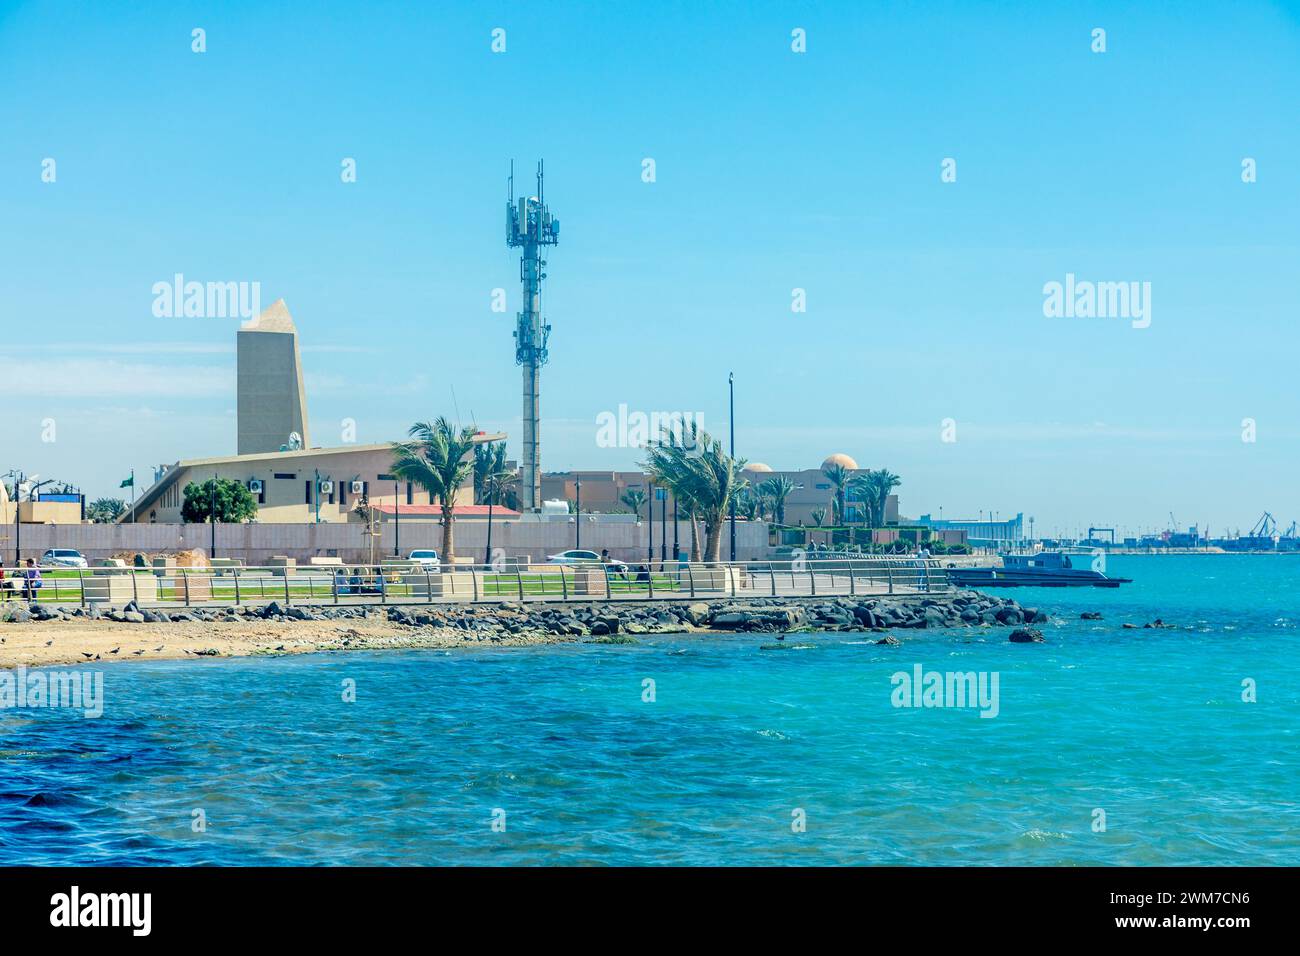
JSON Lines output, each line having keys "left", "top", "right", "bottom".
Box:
{"left": 22, "top": 558, "right": 43, "bottom": 603}
{"left": 916, "top": 547, "right": 932, "bottom": 592}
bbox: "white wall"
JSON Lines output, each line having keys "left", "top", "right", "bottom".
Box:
{"left": 4, "top": 519, "right": 770, "bottom": 564}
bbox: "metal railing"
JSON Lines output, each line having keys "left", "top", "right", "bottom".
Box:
{"left": 0, "top": 557, "right": 950, "bottom": 610}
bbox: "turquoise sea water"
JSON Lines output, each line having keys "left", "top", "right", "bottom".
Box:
{"left": 1, "top": 554, "right": 1297, "bottom": 865}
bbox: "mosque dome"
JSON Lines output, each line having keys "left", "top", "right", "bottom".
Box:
{"left": 821, "top": 453, "right": 859, "bottom": 471}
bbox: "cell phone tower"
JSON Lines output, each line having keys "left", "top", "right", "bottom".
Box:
{"left": 506, "top": 160, "right": 560, "bottom": 512}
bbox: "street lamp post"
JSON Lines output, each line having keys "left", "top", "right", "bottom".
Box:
{"left": 647, "top": 480, "right": 654, "bottom": 566}
{"left": 393, "top": 480, "right": 401, "bottom": 557}
{"left": 210, "top": 473, "right": 217, "bottom": 558}
{"left": 659, "top": 487, "right": 667, "bottom": 562}
{"left": 484, "top": 477, "right": 495, "bottom": 567}
{"left": 672, "top": 496, "right": 679, "bottom": 563}
{"left": 728, "top": 371, "right": 736, "bottom": 562}
{"left": 12, "top": 471, "right": 23, "bottom": 564}
{"left": 575, "top": 477, "right": 582, "bottom": 550}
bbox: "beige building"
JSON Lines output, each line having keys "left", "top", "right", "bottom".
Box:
{"left": 0, "top": 483, "right": 84, "bottom": 526}
{"left": 542, "top": 471, "right": 666, "bottom": 516}
{"left": 542, "top": 454, "right": 899, "bottom": 527}
{"left": 120, "top": 436, "right": 504, "bottom": 524}
{"left": 237, "top": 300, "right": 310, "bottom": 455}
{"left": 741, "top": 454, "right": 900, "bottom": 527}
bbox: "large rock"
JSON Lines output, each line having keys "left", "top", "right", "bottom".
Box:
{"left": 996, "top": 606, "right": 1024, "bottom": 626}
{"left": 710, "top": 611, "right": 752, "bottom": 628}
{"left": 1009, "top": 628, "right": 1045, "bottom": 643}
{"left": 683, "top": 603, "right": 711, "bottom": 626}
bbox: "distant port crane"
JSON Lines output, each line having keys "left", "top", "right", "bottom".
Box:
{"left": 1249, "top": 512, "right": 1277, "bottom": 538}
{"left": 1087, "top": 526, "right": 1116, "bottom": 545}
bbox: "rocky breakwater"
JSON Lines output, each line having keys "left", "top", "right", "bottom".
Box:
{"left": 1, "top": 590, "right": 1049, "bottom": 644}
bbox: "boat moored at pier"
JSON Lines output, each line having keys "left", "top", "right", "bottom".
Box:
{"left": 947, "top": 548, "right": 1131, "bottom": 588}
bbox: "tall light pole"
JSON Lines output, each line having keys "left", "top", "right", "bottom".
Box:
{"left": 728, "top": 371, "right": 736, "bottom": 562}
{"left": 393, "top": 479, "right": 401, "bottom": 557}
{"left": 672, "top": 496, "right": 679, "bottom": 564}
{"left": 210, "top": 472, "right": 217, "bottom": 557}
{"left": 659, "top": 487, "right": 667, "bottom": 561}
{"left": 574, "top": 476, "right": 582, "bottom": 550}
{"left": 647, "top": 480, "right": 654, "bottom": 565}
{"left": 484, "top": 476, "right": 496, "bottom": 567}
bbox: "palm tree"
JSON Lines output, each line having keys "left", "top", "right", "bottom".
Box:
{"left": 822, "top": 461, "right": 850, "bottom": 526}
{"left": 392, "top": 417, "right": 479, "bottom": 561}
{"left": 758, "top": 476, "right": 795, "bottom": 525}
{"left": 677, "top": 496, "right": 703, "bottom": 562}
{"left": 474, "top": 442, "right": 509, "bottom": 503}
{"left": 811, "top": 506, "right": 827, "bottom": 527}
{"left": 619, "top": 488, "right": 647, "bottom": 518}
{"left": 851, "top": 469, "right": 901, "bottom": 527}
{"left": 642, "top": 420, "right": 746, "bottom": 563}
{"left": 735, "top": 489, "right": 761, "bottom": 521}
{"left": 870, "top": 470, "right": 901, "bottom": 526}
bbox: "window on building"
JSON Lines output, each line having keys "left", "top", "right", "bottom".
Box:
{"left": 406, "top": 482, "right": 413, "bottom": 505}
{"left": 305, "top": 480, "right": 312, "bottom": 504}
{"left": 274, "top": 473, "right": 296, "bottom": 480}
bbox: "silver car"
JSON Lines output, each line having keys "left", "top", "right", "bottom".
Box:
{"left": 40, "top": 548, "right": 88, "bottom": 569}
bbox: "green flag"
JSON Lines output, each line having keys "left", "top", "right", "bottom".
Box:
{"left": 120, "top": 475, "right": 133, "bottom": 489}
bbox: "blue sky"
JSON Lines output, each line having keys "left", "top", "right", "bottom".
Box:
{"left": 1, "top": 0, "right": 1297, "bottom": 537}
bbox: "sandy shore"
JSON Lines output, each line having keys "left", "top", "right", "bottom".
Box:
{"left": 0, "top": 590, "right": 1038, "bottom": 670}
{"left": 0, "top": 618, "right": 578, "bottom": 669}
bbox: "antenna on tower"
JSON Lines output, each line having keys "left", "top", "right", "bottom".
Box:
{"left": 505, "top": 159, "right": 560, "bottom": 513}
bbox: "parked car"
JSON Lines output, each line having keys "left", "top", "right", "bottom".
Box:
{"left": 407, "top": 549, "right": 441, "bottom": 572}
{"left": 546, "top": 549, "right": 627, "bottom": 571}
{"left": 39, "top": 548, "right": 88, "bottom": 569}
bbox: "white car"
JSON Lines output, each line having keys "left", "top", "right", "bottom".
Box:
{"left": 40, "top": 548, "right": 88, "bottom": 569}
{"left": 407, "top": 549, "right": 441, "bottom": 572}
{"left": 546, "top": 549, "right": 627, "bottom": 570}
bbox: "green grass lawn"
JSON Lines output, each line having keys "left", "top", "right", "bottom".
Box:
{"left": 3, "top": 569, "right": 690, "bottom": 605}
